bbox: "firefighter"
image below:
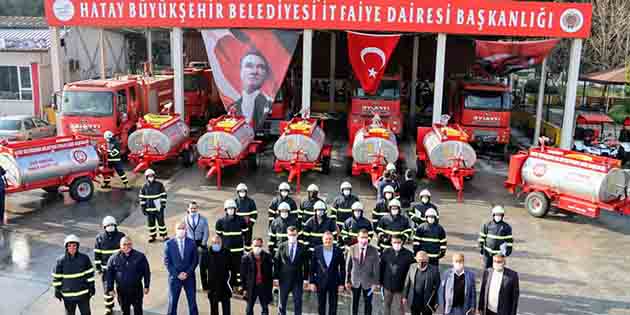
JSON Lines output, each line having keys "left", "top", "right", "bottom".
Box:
{"left": 372, "top": 185, "right": 396, "bottom": 224}
{"left": 376, "top": 163, "right": 399, "bottom": 201}
{"left": 300, "top": 184, "right": 325, "bottom": 222}
{"left": 268, "top": 202, "right": 301, "bottom": 256}
{"left": 235, "top": 183, "right": 257, "bottom": 251}
{"left": 102, "top": 130, "right": 129, "bottom": 190}
{"left": 331, "top": 181, "right": 360, "bottom": 230}
{"left": 479, "top": 205, "right": 514, "bottom": 268}
{"left": 94, "top": 216, "right": 125, "bottom": 315}
{"left": 138, "top": 169, "right": 168, "bottom": 242}
{"left": 376, "top": 199, "right": 412, "bottom": 252}
{"left": 302, "top": 200, "right": 337, "bottom": 280}
{"left": 216, "top": 199, "right": 249, "bottom": 289}
{"left": 410, "top": 189, "right": 439, "bottom": 227}
{"left": 342, "top": 201, "right": 374, "bottom": 248}
{"left": 268, "top": 182, "right": 299, "bottom": 226}
{"left": 412, "top": 208, "right": 447, "bottom": 266}
{"left": 52, "top": 235, "right": 95, "bottom": 315}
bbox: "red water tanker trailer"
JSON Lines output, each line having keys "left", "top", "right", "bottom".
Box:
{"left": 0, "top": 136, "right": 106, "bottom": 202}
{"left": 127, "top": 114, "right": 196, "bottom": 173}
{"left": 273, "top": 117, "right": 332, "bottom": 192}
{"left": 416, "top": 123, "right": 477, "bottom": 201}
{"left": 196, "top": 113, "right": 262, "bottom": 189}
{"left": 505, "top": 140, "right": 630, "bottom": 218}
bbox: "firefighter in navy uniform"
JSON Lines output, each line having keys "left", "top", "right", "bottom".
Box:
{"left": 138, "top": 169, "right": 168, "bottom": 242}
{"left": 268, "top": 202, "right": 301, "bottom": 256}
{"left": 235, "top": 183, "right": 258, "bottom": 251}
{"left": 94, "top": 216, "right": 125, "bottom": 315}
{"left": 302, "top": 200, "right": 337, "bottom": 280}
{"left": 342, "top": 202, "right": 374, "bottom": 248}
{"left": 300, "top": 184, "right": 325, "bottom": 223}
{"left": 52, "top": 235, "right": 95, "bottom": 315}
{"left": 410, "top": 189, "right": 439, "bottom": 227}
{"left": 268, "top": 182, "right": 299, "bottom": 226}
{"left": 331, "top": 181, "right": 360, "bottom": 231}
{"left": 412, "top": 208, "right": 447, "bottom": 266}
{"left": 376, "top": 199, "right": 412, "bottom": 252}
{"left": 216, "top": 199, "right": 249, "bottom": 290}
{"left": 479, "top": 205, "right": 514, "bottom": 268}
{"left": 102, "top": 130, "right": 129, "bottom": 190}
{"left": 372, "top": 185, "right": 396, "bottom": 225}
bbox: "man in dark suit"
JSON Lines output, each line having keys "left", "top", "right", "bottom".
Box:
{"left": 164, "top": 222, "right": 199, "bottom": 315}
{"left": 231, "top": 49, "right": 272, "bottom": 131}
{"left": 241, "top": 238, "right": 273, "bottom": 315}
{"left": 478, "top": 254, "right": 519, "bottom": 315}
{"left": 202, "top": 235, "right": 232, "bottom": 315}
{"left": 310, "top": 231, "right": 346, "bottom": 315}
{"left": 402, "top": 251, "right": 441, "bottom": 315}
{"left": 274, "top": 226, "right": 307, "bottom": 315}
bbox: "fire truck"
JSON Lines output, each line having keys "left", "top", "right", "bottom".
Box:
{"left": 56, "top": 75, "right": 174, "bottom": 155}
{"left": 447, "top": 80, "right": 512, "bottom": 159}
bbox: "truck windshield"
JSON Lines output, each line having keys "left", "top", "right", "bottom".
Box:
{"left": 464, "top": 91, "right": 512, "bottom": 111}
{"left": 61, "top": 91, "right": 113, "bottom": 116}
{"left": 355, "top": 80, "right": 400, "bottom": 99}
{"left": 0, "top": 120, "right": 21, "bottom": 130}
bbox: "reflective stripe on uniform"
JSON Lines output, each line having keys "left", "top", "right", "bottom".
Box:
{"left": 94, "top": 249, "right": 120, "bottom": 255}
{"left": 414, "top": 237, "right": 441, "bottom": 242}
{"left": 237, "top": 211, "right": 258, "bottom": 216}
{"left": 52, "top": 268, "right": 94, "bottom": 279}
{"left": 222, "top": 231, "right": 243, "bottom": 236}
{"left": 336, "top": 208, "right": 352, "bottom": 213}
{"left": 377, "top": 227, "right": 405, "bottom": 235}
{"left": 62, "top": 289, "right": 90, "bottom": 298}
{"left": 229, "top": 248, "right": 244, "bottom": 253}
{"left": 139, "top": 193, "right": 166, "bottom": 199}
{"left": 486, "top": 234, "right": 513, "bottom": 240}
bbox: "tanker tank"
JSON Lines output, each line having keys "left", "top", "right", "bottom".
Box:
{"left": 197, "top": 116, "right": 255, "bottom": 159}
{"left": 352, "top": 127, "right": 399, "bottom": 164}
{"left": 128, "top": 114, "right": 190, "bottom": 155}
{"left": 273, "top": 120, "right": 325, "bottom": 162}
{"left": 423, "top": 127, "right": 477, "bottom": 168}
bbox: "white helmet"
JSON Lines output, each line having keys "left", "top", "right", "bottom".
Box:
{"left": 314, "top": 200, "right": 327, "bottom": 210}
{"left": 340, "top": 181, "right": 352, "bottom": 191}
{"left": 64, "top": 234, "right": 80, "bottom": 247}
{"left": 388, "top": 199, "right": 401, "bottom": 208}
{"left": 144, "top": 169, "right": 156, "bottom": 177}
{"left": 491, "top": 205, "right": 505, "bottom": 215}
{"left": 224, "top": 199, "right": 237, "bottom": 209}
{"left": 386, "top": 163, "right": 396, "bottom": 172}
{"left": 103, "top": 130, "right": 114, "bottom": 140}
{"left": 307, "top": 184, "right": 319, "bottom": 192}
{"left": 278, "top": 202, "right": 291, "bottom": 212}
{"left": 102, "top": 216, "right": 117, "bottom": 227}
{"left": 419, "top": 189, "right": 431, "bottom": 197}
{"left": 425, "top": 208, "right": 438, "bottom": 218}
{"left": 278, "top": 182, "right": 291, "bottom": 192}
{"left": 236, "top": 183, "right": 248, "bottom": 192}
{"left": 351, "top": 202, "right": 364, "bottom": 211}
{"left": 383, "top": 185, "right": 395, "bottom": 194}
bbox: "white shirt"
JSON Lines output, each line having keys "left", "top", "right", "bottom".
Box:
{"left": 488, "top": 269, "right": 504, "bottom": 312}
{"left": 241, "top": 89, "right": 261, "bottom": 123}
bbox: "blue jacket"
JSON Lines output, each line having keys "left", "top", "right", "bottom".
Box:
{"left": 438, "top": 268, "right": 476, "bottom": 315}
{"left": 164, "top": 237, "right": 199, "bottom": 279}
{"left": 309, "top": 245, "right": 345, "bottom": 288}
{"left": 106, "top": 249, "right": 150, "bottom": 292}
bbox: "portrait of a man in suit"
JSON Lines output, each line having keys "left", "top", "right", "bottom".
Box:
{"left": 232, "top": 49, "right": 273, "bottom": 130}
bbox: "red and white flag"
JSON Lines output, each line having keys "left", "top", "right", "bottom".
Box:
{"left": 347, "top": 31, "right": 401, "bottom": 95}
{"left": 474, "top": 39, "right": 560, "bottom": 76}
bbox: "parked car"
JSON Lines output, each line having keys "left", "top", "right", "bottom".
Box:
{"left": 0, "top": 115, "right": 56, "bottom": 141}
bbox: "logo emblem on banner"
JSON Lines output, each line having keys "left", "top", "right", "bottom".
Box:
{"left": 347, "top": 31, "right": 401, "bottom": 95}
{"left": 560, "top": 9, "right": 584, "bottom": 33}
{"left": 53, "top": 0, "right": 75, "bottom": 22}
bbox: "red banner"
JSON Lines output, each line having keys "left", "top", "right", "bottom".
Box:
{"left": 475, "top": 39, "right": 560, "bottom": 76}
{"left": 45, "top": 0, "right": 592, "bottom": 38}
{"left": 347, "top": 32, "right": 400, "bottom": 95}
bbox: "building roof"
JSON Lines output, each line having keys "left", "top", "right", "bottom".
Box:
{"left": 580, "top": 67, "right": 627, "bottom": 85}
{"left": 576, "top": 113, "right": 614, "bottom": 125}
{"left": 0, "top": 28, "right": 58, "bottom": 50}
{"left": 0, "top": 16, "right": 48, "bottom": 29}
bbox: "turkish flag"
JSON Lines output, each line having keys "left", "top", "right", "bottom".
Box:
{"left": 347, "top": 31, "right": 401, "bottom": 95}
{"left": 474, "top": 39, "right": 560, "bottom": 76}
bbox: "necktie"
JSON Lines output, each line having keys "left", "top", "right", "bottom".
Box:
{"left": 290, "top": 244, "right": 295, "bottom": 262}
{"left": 360, "top": 248, "right": 365, "bottom": 264}
{"left": 179, "top": 240, "right": 184, "bottom": 259}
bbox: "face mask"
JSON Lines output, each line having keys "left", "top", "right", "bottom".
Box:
{"left": 494, "top": 215, "right": 503, "bottom": 223}
{"left": 211, "top": 244, "right": 222, "bottom": 252}
{"left": 226, "top": 208, "right": 235, "bottom": 216}
{"left": 392, "top": 243, "right": 402, "bottom": 251}
{"left": 358, "top": 238, "right": 368, "bottom": 246}
{"left": 238, "top": 191, "right": 246, "bottom": 198}
{"left": 385, "top": 193, "right": 393, "bottom": 200}
{"left": 343, "top": 189, "right": 350, "bottom": 196}
{"left": 354, "top": 211, "right": 362, "bottom": 218}
{"left": 280, "top": 212, "right": 289, "bottom": 219}
{"left": 105, "top": 225, "right": 115, "bottom": 233}
{"left": 253, "top": 247, "right": 262, "bottom": 255}
{"left": 176, "top": 229, "right": 186, "bottom": 239}
{"left": 493, "top": 262, "right": 504, "bottom": 272}
{"left": 189, "top": 211, "right": 198, "bottom": 217}
{"left": 147, "top": 176, "right": 154, "bottom": 182}
{"left": 317, "top": 210, "right": 326, "bottom": 217}
{"left": 454, "top": 262, "right": 464, "bottom": 273}
{"left": 391, "top": 209, "right": 399, "bottom": 216}
{"left": 421, "top": 196, "right": 429, "bottom": 203}
{"left": 280, "top": 191, "right": 289, "bottom": 198}
{"left": 427, "top": 217, "right": 436, "bottom": 224}
{"left": 288, "top": 236, "right": 298, "bottom": 244}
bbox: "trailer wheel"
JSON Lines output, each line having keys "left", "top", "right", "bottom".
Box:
{"left": 416, "top": 159, "right": 426, "bottom": 178}
{"left": 525, "top": 191, "right": 549, "bottom": 218}
{"left": 181, "top": 148, "right": 196, "bottom": 168}
{"left": 69, "top": 177, "right": 94, "bottom": 202}
{"left": 42, "top": 186, "right": 60, "bottom": 194}
{"left": 248, "top": 154, "right": 259, "bottom": 170}
{"left": 321, "top": 156, "right": 331, "bottom": 175}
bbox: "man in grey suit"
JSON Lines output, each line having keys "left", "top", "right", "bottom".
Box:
{"left": 231, "top": 49, "right": 273, "bottom": 131}
{"left": 438, "top": 253, "right": 476, "bottom": 315}
{"left": 345, "top": 229, "right": 380, "bottom": 315}
{"left": 184, "top": 201, "right": 210, "bottom": 290}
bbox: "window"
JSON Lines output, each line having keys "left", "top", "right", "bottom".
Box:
{"left": 464, "top": 91, "right": 512, "bottom": 111}
{"left": 0, "top": 120, "right": 22, "bottom": 130}
{"left": 0, "top": 66, "right": 32, "bottom": 100}
{"left": 23, "top": 119, "right": 35, "bottom": 130}
{"left": 117, "top": 90, "right": 128, "bottom": 114}
{"left": 61, "top": 91, "right": 113, "bottom": 116}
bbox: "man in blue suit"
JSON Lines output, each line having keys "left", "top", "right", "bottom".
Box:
{"left": 310, "top": 231, "right": 346, "bottom": 315}
{"left": 164, "top": 222, "right": 199, "bottom": 315}
{"left": 438, "top": 253, "right": 476, "bottom": 315}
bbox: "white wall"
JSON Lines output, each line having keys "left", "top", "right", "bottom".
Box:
{"left": 63, "top": 27, "right": 128, "bottom": 82}
{"left": 0, "top": 51, "right": 50, "bottom": 116}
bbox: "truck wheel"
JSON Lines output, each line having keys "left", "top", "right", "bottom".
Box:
{"left": 248, "top": 153, "right": 259, "bottom": 170}
{"left": 69, "top": 177, "right": 94, "bottom": 202}
{"left": 416, "top": 160, "right": 426, "bottom": 178}
{"left": 525, "top": 191, "right": 549, "bottom": 218}
{"left": 321, "top": 156, "right": 331, "bottom": 175}
{"left": 42, "top": 186, "right": 60, "bottom": 194}
{"left": 181, "top": 148, "right": 196, "bottom": 168}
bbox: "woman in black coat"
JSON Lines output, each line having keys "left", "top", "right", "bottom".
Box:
{"left": 203, "top": 236, "right": 233, "bottom": 315}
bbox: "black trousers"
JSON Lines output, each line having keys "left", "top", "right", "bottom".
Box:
{"left": 245, "top": 286, "right": 269, "bottom": 315}
{"left": 104, "top": 162, "right": 128, "bottom": 185}
{"left": 228, "top": 251, "right": 242, "bottom": 287}
{"left": 197, "top": 245, "right": 209, "bottom": 290}
{"left": 64, "top": 298, "right": 91, "bottom": 315}
{"left": 351, "top": 286, "right": 373, "bottom": 315}
{"left": 208, "top": 295, "right": 230, "bottom": 315}
{"left": 0, "top": 192, "right": 5, "bottom": 225}
{"left": 146, "top": 211, "right": 167, "bottom": 238}
{"left": 317, "top": 286, "right": 338, "bottom": 315}
{"left": 117, "top": 287, "right": 143, "bottom": 315}
{"left": 102, "top": 274, "right": 115, "bottom": 315}
{"left": 410, "top": 305, "right": 433, "bottom": 315}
